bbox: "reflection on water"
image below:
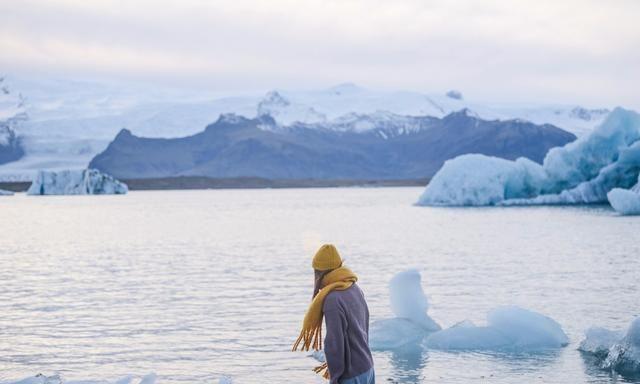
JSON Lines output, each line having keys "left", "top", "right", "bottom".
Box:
{"left": 580, "top": 351, "right": 640, "bottom": 384}
{"left": 1, "top": 188, "right": 639, "bottom": 383}
{"left": 387, "top": 344, "right": 428, "bottom": 384}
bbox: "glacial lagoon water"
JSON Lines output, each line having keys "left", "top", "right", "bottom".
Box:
{"left": 1, "top": 187, "right": 639, "bottom": 383}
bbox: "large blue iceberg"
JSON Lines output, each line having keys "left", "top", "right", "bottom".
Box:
{"left": 418, "top": 108, "right": 640, "bottom": 208}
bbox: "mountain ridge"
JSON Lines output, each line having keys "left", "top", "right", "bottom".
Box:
{"left": 89, "top": 110, "right": 576, "bottom": 180}
{"left": 0, "top": 77, "right": 611, "bottom": 180}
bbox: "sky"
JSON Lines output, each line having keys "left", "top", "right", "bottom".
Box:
{"left": 0, "top": 0, "right": 639, "bottom": 108}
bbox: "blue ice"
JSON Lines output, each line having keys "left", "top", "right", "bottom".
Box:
{"left": 418, "top": 108, "right": 640, "bottom": 207}
{"left": 370, "top": 270, "right": 568, "bottom": 352}
{"left": 580, "top": 317, "right": 640, "bottom": 377}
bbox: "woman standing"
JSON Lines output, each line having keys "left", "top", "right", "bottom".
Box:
{"left": 293, "top": 244, "right": 375, "bottom": 384}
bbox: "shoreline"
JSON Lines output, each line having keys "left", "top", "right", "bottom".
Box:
{"left": 0, "top": 176, "right": 429, "bottom": 192}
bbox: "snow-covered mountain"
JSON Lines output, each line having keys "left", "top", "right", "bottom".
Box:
{"left": 0, "top": 77, "right": 27, "bottom": 166}
{"left": 0, "top": 76, "right": 611, "bottom": 180}
{"left": 89, "top": 110, "right": 575, "bottom": 180}
{"left": 257, "top": 85, "right": 609, "bottom": 136}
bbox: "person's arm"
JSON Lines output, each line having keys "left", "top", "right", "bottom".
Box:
{"left": 324, "top": 306, "right": 348, "bottom": 384}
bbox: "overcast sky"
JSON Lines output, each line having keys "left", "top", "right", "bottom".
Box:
{"left": 1, "top": 0, "right": 638, "bottom": 108}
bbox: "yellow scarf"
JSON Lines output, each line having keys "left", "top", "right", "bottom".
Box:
{"left": 292, "top": 266, "right": 358, "bottom": 379}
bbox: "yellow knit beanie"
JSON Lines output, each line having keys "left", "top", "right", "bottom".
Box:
{"left": 312, "top": 244, "right": 342, "bottom": 271}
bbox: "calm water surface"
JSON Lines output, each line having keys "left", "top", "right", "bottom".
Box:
{"left": 0, "top": 188, "right": 639, "bottom": 383}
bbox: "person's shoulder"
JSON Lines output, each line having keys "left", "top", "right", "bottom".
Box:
{"left": 323, "top": 290, "right": 344, "bottom": 311}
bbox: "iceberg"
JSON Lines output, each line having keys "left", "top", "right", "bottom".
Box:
{"left": 3, "top": 373, "right": 155, "bottom": 384}
{"left": 580, "top": 318, "right": 640, "bottom": 377}
{"left": 369, "top": 271, "right": 568, "bottom": 352}
{"left": 7, "top": 374, "right": 62, "bottom": 384}
{"left": 27, "top": 169, "right": 128, "bottom": 195}
{"left": 425, "top": 320, "right": 511, "bottom": 350}
{"left": 579, "top": 327, "right": 624, "bottom": 359}
{"left": 418, "top": 108, "right": 640, "bottom": 206}
{"left": 369, "top": 270, "right": 441, "bottom": 350}
{"left": 607, "top": 188, "right": 640, "bottom": 215}
{"left": 607, "top": 174, "right": 640, "bottom": 215}
{"left": 389, "top": 270, "right": 441, "bottom": 332}
{"left": 370, "top": 318, "right": 431, "bottom": 350}
{"left": 425, "top": 306, "right": 569, "bottom": 351}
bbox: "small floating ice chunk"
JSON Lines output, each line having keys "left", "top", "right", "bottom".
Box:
{"left": 488, "top": 306, "right": 569, "bottom": 349}
{"left": 370, "top": 318, "right": 429, "bottom": 350}
{"left": 599, "top": 318, "right": 640, "bottom": 376}
{"left": 425, "top": 320, "right": 511, "bottom": 350}
{"left": 218, "top": 376, "right": 233, "bottom": 384}
{"left": 389, "top": 269, "right": 441, "bottom": 332}
{"left": 579, "top": 327, "right": 624, "bottom": 358}
{"left": 608, "top": 188, "right": 640, "bottom": 215}
{"left": 113, "top": 376, "right": 134, "bottom": 384}
{"left": 426, "top": 306, "right": 568, "bottom": 351}
{"left": 9, "top": 374, "right": 62, "bottom": 384}
{"left": 3, "top": 373, "right": 159, "bottom": 384}
{"left": 370, "top": 270, "right": 441, "bottom": 350}
{"left": 27, "top": 169, "right": 128, "bottom": 195}
{"left": 136, "top": 373, "right": 156, "bottom": 384}
{"left": 608, "top": 174, "right": 640, "bottom": 215}
{"left": 0, "top": 188, "right": 13, "bottom": 195}
{"left": 311, "top": 349, "right": 325, "bottom": 362}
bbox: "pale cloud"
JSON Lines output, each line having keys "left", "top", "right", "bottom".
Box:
{"left": 0, "top": 0, "right": 638, "bottom": 108}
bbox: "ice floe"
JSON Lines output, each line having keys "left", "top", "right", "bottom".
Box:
{"left": 3, "top": 373, "right": 156, "bottom": 384}
{"left": 418, "top": 107, "right": 640, "bottom": 207}
{"left": 27, "top": 169, "right": 128, "bottom": 195}
{"left": 579, "top": 327, "right": 624, "bottom": 358}
{"left": 426, "top": 306, "right": 569, "bottom": 351}
{"left": 607, "top": 174, "right": 640, "bottom": 215}
{"left": 0, "top": 188, "right": 13, "bottom": 195}
{"left": 580, "top": 317, "right": 640, "bottom": 377}
{"left": 371, "top": 270, "right": 568, "bottom": 353}
{"left": 369, "top": 269, "right": 441, "bottom": 350}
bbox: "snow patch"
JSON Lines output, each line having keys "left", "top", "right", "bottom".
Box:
{"left": 257, "top": 90, "right": 326, "bottom": 125}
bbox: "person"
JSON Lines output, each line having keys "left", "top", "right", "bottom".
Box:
{"left": 293, "top": 244, "right": 375, "bottom": 384}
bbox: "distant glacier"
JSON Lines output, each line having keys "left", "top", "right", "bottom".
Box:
{"left": 0, "top": 76, "right": 608, "bottom": 180}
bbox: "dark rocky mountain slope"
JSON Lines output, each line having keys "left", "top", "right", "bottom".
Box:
{"left": 89, "top": 110, "right": 576, "bottom": 180}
